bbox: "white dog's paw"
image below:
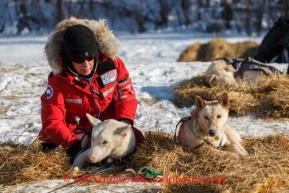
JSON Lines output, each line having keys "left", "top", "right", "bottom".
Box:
{"left": 73, "top": 166, "right": 80, "bottom": 171}
{"left": 72, "top": 148, "right": 90, "bottom": 170}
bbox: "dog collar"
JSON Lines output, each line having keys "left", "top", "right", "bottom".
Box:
{"left": 205, "top": 135, "right": 223, "bottom": 149}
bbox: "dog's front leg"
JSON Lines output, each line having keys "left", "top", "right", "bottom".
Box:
{"left": 222, "top": 141, "right": 248, "bottom": 156}
{"left": 72, "top": 148, "right": 90, "bottom": 171}
{"left": 191, "top": 147, "right": 203, "bottom": 154}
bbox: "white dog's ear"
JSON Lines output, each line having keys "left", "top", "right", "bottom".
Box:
{"left": 224, "top": 65, "right": 236, "bottom": 72}
{"left": 115, "top": 125, "right": 131, "bottom": 138}
{"left": 195, "top": 95, "right": 206, "bottom": 110}
{"left": 218, "top": 93, "right": 230, "bottom": 108}
{"left": 86, "top": 113, "right": 102, "bottom": 126}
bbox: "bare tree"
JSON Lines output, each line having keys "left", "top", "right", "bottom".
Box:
{"left": 254, "top": 0, "right": 266, "bottom": 36}
{"left": 244, "top": 0, "right": 253, "bottom": 36}
{"left": 157, "top": 0, "right": 169, "bottom": 28}
{"left": 181, "top": 0, "right": 191, "bottom": 27}
{"left": 221, "top": 2, "right": 233, "bottom": 29}
{"left": 56, "top": 0, "right": 63, "bottom": 24}
{"left": 89, "top": 0, "right": 94, "bottom": 12}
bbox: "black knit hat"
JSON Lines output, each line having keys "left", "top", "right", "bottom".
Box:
{"left": 63, "top": 24, "right": 99, "bottom": 60}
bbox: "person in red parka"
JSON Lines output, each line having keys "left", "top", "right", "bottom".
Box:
{"left": 38, "top": 17, "right": 142, "bottom": 165}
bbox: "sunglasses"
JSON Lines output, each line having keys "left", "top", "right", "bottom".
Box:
{"left": 70, "top": 55, "right": 95, "bottom": 64}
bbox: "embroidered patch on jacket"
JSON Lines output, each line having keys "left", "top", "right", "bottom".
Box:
{"left": 46, "top": 85, "right": 53, "bottom": 99}
{"left": 101, "top": 69, "right": 117, "bottom": 85}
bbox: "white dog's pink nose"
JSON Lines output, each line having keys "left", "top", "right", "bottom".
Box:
{"left": 87, "top": 155, "right": 93, "bottom": 162}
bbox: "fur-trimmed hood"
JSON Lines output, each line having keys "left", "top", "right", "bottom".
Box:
{"left": 44, "top": 17, "right": 119, "bottom": 74}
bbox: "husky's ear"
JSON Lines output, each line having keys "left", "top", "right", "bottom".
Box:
{"left": 190, "top": 108, "right": 198, "bottom": 120}
{"left": 115, "top": 125, "right": 131, "bottom": 138}
{"left": 218, "top": 93, "right": 230, "bottom": 108}
{"left": 195, "top": 95, "right": 206, "bottom": 110}
{"left": 208, "top": 74, "right": 218, "bottom": 82}
{"left": 208, "top": 74, "right": 218, "bottom": 87}
{"left": 86, "top": 113, "right": 102, "bottom": 126}
{"left": 224, "top": 65, "right": 236, "bottom": 72}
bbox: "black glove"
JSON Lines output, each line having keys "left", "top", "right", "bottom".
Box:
{"left": 67, "top": 140, "right": 82, "bottom": 164}
{"left": 40, "top": 143, "right": 56, "bottom": 152}
{"left": 67, "top": 140, "right": 92, "bottom": 170}
{"left": 119, "top": 118, "right": 132, "bottom": 125}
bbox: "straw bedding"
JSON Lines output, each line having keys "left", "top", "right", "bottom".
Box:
{"left": 129, "top": 131, "right": 289, "bottom": 192}
{"left": 1, "top": 131, "right": 289, "bottom": 192}
{"left": 173, "top": 73, "right": 289, "bottom": 119}
{"left": 0, "top": 141, "right": 71, "bottom": 186}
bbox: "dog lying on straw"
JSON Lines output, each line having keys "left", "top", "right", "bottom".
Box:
{"left": 206, "top": 57, "right": 281, "bottom": 87}
{"left": 175, "top": 93, "right": 248, "bottom": 156}
{"left": 72, "top": 113, "right": 144, "bottom": 170}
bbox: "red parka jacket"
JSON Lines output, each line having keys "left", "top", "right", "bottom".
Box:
{"left": 38, "top": 18, "right": 138, "bottom": 150}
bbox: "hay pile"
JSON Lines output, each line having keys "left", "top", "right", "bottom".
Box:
{"left": 173, "top": 73, "right": 289, "bottom": 119}
{"left": 0, "top": 141, "right": 71, "bottom": 186}
{"left": 129, "top": 131, "right": 289, "bottom": 192}
{"left": 178, "top": 37, "right": 259, "bottom": 62}
{"left": 1, "top": 131, "right": 289, "bottom": 192}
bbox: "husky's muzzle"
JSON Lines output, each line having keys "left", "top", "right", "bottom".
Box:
{"left": 209, "top": 129, "right": 216, "bottom": 136}
{"left": 208, "top": 124, "right": 218, "bottom": 136}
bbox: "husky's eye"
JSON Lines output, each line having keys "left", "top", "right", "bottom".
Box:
{"left": 102, "top": 140, "right": 107, "bottom": 144}
{"left": 204, "top": 116, "right": 209, "bottom": 120}
{"left": 217, "top": 115, "right": 222, "bottom": 118}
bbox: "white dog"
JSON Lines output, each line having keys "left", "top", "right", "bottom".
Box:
{"left": 72, "top": 113, "right": 141, "bottom": 170}
{"left": 176, "top": 93, "right": 248, "bottom": 156}
{"left": 206, "top": 57, "right": 280, "bottom": 87}
{"left": 206, "top": 58, "right": 239, "bottom": 87}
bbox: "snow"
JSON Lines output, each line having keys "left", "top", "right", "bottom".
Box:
{"left": 1, "top": 31, "right": 289, "bottom": 192}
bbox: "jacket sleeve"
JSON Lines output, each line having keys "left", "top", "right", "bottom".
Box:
{"left": 39, "top": 73, "right": 78, "bottom": 150}
{"left": 113, "top": 57, "right": 138, "bottom": 124}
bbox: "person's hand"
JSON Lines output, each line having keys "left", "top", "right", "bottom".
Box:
{"left": 75, "top": 133, "right": 89, "bottom": 149}
{"left": 72, "top": 148, "right": 90, "bottom": 171}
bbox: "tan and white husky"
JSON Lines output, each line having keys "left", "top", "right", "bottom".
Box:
{"left": 206, "top": 58, "right": 280, "bottom": 87}
{"left": 176, "top": 93, "right": 248, "bottom": 156}
{"left": 206, "top": 59, "right": 239, "bottom": 87}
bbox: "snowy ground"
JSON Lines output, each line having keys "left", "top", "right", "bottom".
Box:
{"left": 1, "top": 32, "right": 289, "bottom": 192}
